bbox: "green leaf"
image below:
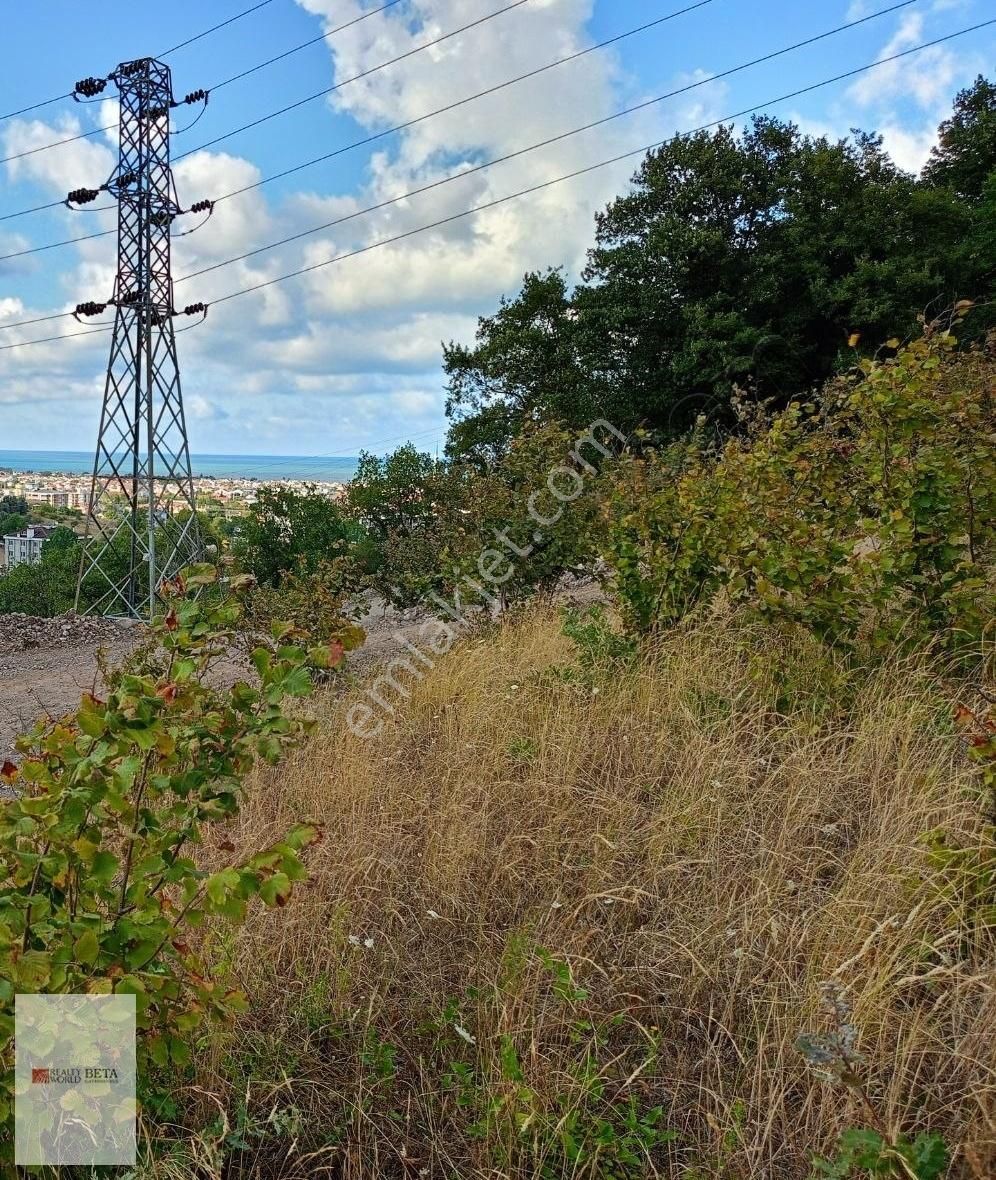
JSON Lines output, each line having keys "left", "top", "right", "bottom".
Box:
{"left": 909, "top": 1133, "right": 949, "bottom": 1180}
{"left": 184, "top": 563, "right": 219, "bottom": 587}
{"left": 74, "top": 929, "right": 100, "bottom": 966}
{"left": 169, "top": 1037, "right": 192, "bottom": 1066}
{"left": 90, "top": 850, "right": 119, "bottom": 886}
{"left": 147, "top": 1036, "right": 169, "bottom": 1069}
{"left": 78, "top": 698, "right": 107, "bottom": 738}
{"left": 282, "top": 823, "right": 320, "bottom": 851}
{"left": 14, "top": 950, "right": 52, "bottom": 989}
{"left": 281, "top": 666, "right": 312, "bottom": 698}
{"left": 259, "top": 872, "right": 292, "bottom": 907}
{"left": 206, "top": 868, "right": 242, "bottom": 905}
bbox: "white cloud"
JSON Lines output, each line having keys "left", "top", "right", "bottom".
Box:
{"left": 3, "top": 114, "right": 115, "bottom": 193}
{"left": 847, "top": 14, "right": 961, "bottom": 110}
{"left": 826, "top": 2, "right": 986, "bottom": 176}
{"left": 878, "top": 123, "right": 941, "bottom": 172}
{"left": 14, "top": 0, "right": 947, "bottom": 452}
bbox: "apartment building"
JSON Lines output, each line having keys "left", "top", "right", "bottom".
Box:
{"left": 2, "top": 525, "right": 54, "bottom": 570}
{"left": 26, "top": 489, "right": 70, "bottom": 509}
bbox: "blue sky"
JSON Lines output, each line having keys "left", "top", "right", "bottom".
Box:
{"left": 0, "top": 0, "right": 992, "bottom": 457}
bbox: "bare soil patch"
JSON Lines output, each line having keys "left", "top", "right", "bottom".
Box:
{"left": 0, "top": 614, "right": 137, "bottom": 758}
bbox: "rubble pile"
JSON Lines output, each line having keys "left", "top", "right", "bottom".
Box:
{"left": 0, "top": 612, "right": 130, "bottom": 656}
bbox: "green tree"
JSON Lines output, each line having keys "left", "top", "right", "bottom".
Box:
{"left": 581, "top": 118, "right": 973, "bottom": 426}
{"left": 443, "top": 421, "right": 617, "bottom": 607}
{"left": 442, "top": 93, "right": 995, "bottom": 457}
{"left": 0, "top": 513, "right": 27, "bottom": 539}
{"left": 443, "top": 270, "right": 593, "bottom": 463}
{"left": 347, "top": 445, "right": 446, "bottom": 539}
{"left": 233, "top": 486, "right": 369, "bottom": 588}
{"left": 346, "top": 445, "right": 474, "bottom": 607}
{"left": 0, "top": 528, "right": 82, "bottom": 617}
{"left": 923, "top": 75, "right": 996, "bottom": 201}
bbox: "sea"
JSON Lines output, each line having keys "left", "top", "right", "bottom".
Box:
{"left": 0, "top": 449, "right": 359, "bottom": 483}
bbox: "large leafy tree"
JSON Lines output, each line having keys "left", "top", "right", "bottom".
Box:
{"left": 922, "top": 75, "right": 996, "bottom": 338}
{"left": 923, "top": 75, "right": 996, "bottom": 201}
{"left": 443, "top": 95, "right": 993, "bottom": 457}
{"left": 442, "top": 270, "right": 595, "bottom": 464}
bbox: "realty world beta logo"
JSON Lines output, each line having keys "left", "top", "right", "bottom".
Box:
{"left": 31, "top": 1066, "right": 123, "bottom": 1085}
{"left": 15, "top": 994, "right": 137, "bottom": 1167}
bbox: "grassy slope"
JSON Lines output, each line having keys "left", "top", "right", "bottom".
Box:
{"left": 181, "top": 607, "right": 993, "bottom": 1179}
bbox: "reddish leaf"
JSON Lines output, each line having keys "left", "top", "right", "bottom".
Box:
{"left": 0, "top": 760, "right": 17, "bottom": 780}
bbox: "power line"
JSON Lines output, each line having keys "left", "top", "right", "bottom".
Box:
{"left": 205, "top": 0, "right": 918, "bottom": 206}
{"left": 0, "top": 324, "right": 111, "bottom": 353}
{"left": 0, "top": 310, "right": 77, "bottom": 331}
{"left": 318, "top": 424, "right": 448, "bottom": 460}
{"left": 159, "top": 0, "right": 276, "bottom": 58}
{"left": 0, "top": 198, "right": 65, "bottom": 224}
{"left": 0, "top": 0, "right": 276, "bottom": 126}
{"left": 1, "top": 15, "right": 988, "bottom": 354}
{"left": 0, "top": 0, "right": 715, "bottom": 264}
{"left": 0, "top": 121, "right": 108, "bottom": 167}
{"left": 0, "top": 92, "right": 74, "bottom": 124}
{"left": 195, "top": 16, "right": 996, "bottom": 306}
{"left": 211, "top": 0, "right": 407, "bottom": 92}
{"left": 0, "top": 0, "right": 536, "bottom": 169}
{"left": 174, "top": 0, "right": 539, "bottom": 162}
{"left": 176, "top": 0, "right": 925, "bottom": 283}
{"left": 0, "top": 227, "right": 111, "bottom": 265}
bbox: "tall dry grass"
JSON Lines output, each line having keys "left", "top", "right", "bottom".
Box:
{"left": 171, "top": 607, "right": 993, "bottom": 1179}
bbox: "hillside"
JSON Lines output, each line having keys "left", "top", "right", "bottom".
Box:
{"left": 1, "top": 48, "right": 993, "bottom": 1180}
{"left": 177, "top": 605, "right": 994, "bottom": 1180}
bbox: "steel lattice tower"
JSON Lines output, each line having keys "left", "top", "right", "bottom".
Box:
{"left": 77, "top": 57, "right": 202, "bottom": 620}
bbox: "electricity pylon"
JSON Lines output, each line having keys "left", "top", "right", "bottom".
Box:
{"left": 73, "top": 57, "right": 207, "bottom": 620}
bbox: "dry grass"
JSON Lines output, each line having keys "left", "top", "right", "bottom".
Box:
{"left": 169, "top": 606, "right": 993, "bottom": 1179}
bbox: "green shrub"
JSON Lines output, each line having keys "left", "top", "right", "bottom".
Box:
{"left": 0, "top": 567, "right": 335, "bottom": 1165}
{"left": 232, "top": 484, "right": 372, "bottom": 589}
{"left": 244, "top": 558, "right": 367, "bottom": 670}
{"left": 0, "top": 527, "right": 80, "bottom": 617}
{"left": 605, "top": 322, "right": 995, "bottom": 650}
{"left": 345, "top": 424, "right": 618, "bottom": 612}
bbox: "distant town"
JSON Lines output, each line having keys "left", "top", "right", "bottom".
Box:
{"left": 0, "top": 464, "right": 346, "bottom": 571}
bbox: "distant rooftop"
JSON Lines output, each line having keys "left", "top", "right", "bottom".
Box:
{"left": 4, "top": 525, "right": 55, "bottom": 541}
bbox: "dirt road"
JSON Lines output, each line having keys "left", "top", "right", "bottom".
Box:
{"left": 0, "top": 628, "right": 136, "bottom": 758}
{"left": 0, "top": 602, "right": 420, "bottom": 759}
{"left": 0, "top": 584, "right": 600, "bottom": 760}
